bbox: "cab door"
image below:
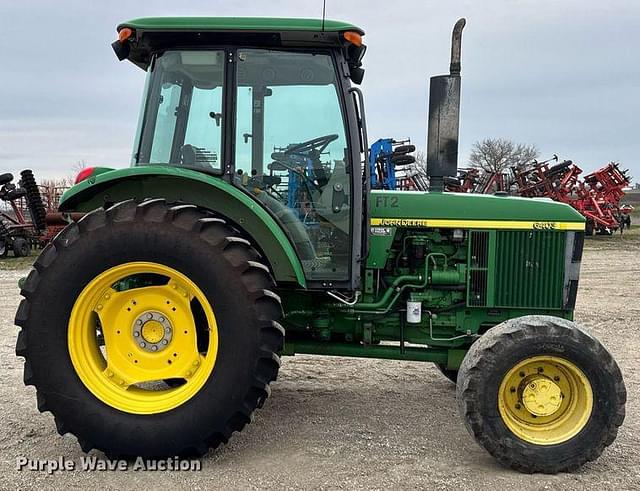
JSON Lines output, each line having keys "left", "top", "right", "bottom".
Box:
{"left": 232, "top": 49, "right": 362, "bottom": 288}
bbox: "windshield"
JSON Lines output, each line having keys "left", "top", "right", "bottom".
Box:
{"left": 135, "top": 50, "right": 225, "bottom": 171}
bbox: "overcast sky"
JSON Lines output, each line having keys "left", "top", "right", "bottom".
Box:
{"left": 1, "top": 0, "right": 638, "bottom": 182}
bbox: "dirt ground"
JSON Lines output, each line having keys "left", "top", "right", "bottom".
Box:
{"left": 0, "top": 234, "right": 638, "bottom": 490}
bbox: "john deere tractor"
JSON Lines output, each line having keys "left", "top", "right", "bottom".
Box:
{"left": 15, "top": 17, "right": 625, "bottom": 473}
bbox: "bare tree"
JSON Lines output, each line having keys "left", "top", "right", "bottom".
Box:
{"left": 39, "top": 177, "right": 72, "bottom": 211}
{"left": 469, "top": 138, "right": 539, "bottom": 174}
{"left": 414, "top": 150, "right": 427, "bottom": 171}
{"left": 68, "top": 159, "right": 88, "bottom": 184}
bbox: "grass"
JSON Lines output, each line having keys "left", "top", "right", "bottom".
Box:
{"left": 0, "top": 255, "right": 36, "bottom": 270}
{"left": 584, "top": 210, "right": 640, "bottom": 250}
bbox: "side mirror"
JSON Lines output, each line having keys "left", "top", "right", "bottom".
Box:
{"left": 350, "top": 67, "right": 365, "bottom": 85}
{"left": 111, "top": 40, "right": 130, "bottom": 61}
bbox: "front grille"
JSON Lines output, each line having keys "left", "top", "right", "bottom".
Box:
{"left": 494, "top": 231, "right": 565, "bottom": 308}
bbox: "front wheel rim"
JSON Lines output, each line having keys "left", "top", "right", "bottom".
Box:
{"left": 498, "top": 355, "right": 593, "bottom": 445}
{"left": 68, "top": 262, "right": 219, "bottom": 415}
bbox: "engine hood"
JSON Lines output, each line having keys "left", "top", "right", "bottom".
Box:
{"left": 369, "top": 191, "right": 585, "bottom": 231}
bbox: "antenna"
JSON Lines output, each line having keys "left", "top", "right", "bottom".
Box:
{"left": 321, "top": 0, "right": 326, "bottom": 32}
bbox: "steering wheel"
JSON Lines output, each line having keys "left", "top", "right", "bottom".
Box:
{"left": 283, "top": 134, "right": 339, "bottom": 157}
{"left": 269, "top": 134, "right": 339, "bottom": 185}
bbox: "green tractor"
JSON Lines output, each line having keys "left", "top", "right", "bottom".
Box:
{"left": 15, "top": 17, "right": 625, "bottom": 473}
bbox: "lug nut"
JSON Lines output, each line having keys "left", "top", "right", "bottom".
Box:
{"left": 140, "top": 342, "right": 146, "bottom": 348}
{"left": 162, "top": 339, "right": 168, "bottom": 345}
{"left": 151, "top": 345, "right": 158, "bottom": 351}
{"left": 133, "top": 332, "right": 140, "bottom": 337}
{"left": 147, "top": 313, "right": 153, "bottom": 320}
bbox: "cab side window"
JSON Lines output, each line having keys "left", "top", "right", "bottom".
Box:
{"left": 234, "top": 50, "right": 351, "bottom": 281}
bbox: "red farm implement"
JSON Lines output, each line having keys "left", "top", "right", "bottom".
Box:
{"left": 445, "top": 168, "right": 510, "bottom": 194}
{"left": 0, "top": 170, "right": 67, "bottom": 257}
{"left": 512, "top": 160, "right": 631, "bottom": 234}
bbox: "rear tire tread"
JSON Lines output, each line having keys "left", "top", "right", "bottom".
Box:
{"left": 15, "top": 199, "right": 284, "bottom": 457}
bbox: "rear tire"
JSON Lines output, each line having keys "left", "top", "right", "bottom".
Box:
{"left": 15, "top": 199, "right": 284, "bottom": 457}
{"left": 456, "top": 315, "right": 626, "bottom": 473}
{"left": 585, "top": 221, "right": 594, "bottom": 236}
{"left": 0, "top": 220, "right": 8, "bottom": 258}
{"left": 12, "top": 237, "right": 30, "bottom": 257}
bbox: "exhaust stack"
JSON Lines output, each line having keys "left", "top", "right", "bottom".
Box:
{"left": 426, "top": 18, "right": 466, "bottom": 192}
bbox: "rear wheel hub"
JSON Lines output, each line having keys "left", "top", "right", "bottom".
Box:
{"left": 68, "top": 262, "right": 219, "bottom": 414}
{"left": 133, "top": 311, "right": 172, "bottom": 352}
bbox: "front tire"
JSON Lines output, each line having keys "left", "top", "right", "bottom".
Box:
{"left": 15, "top": 199, "right": 284, "bottom": 457}
{"left": 456, "top": 315, "right": 625, "bottom": 473}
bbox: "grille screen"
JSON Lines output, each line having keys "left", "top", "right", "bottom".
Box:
{"left": 467, "top": 230, "right": 566, "bottom": 309}
{"left": 495, "top": 231, "right": 565, "bottom": 308}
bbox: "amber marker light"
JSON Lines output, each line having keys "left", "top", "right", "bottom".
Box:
{"left": 118, "top": 27, "right": 133, "bottom": 43}
{"left": 343, "top": 31, "right": 363, "bottom": 46}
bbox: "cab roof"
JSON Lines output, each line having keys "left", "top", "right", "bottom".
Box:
{"left": 114, "top": 17, "right": 367, "bottom": 81}
{"left": 118, "top": 17, "right": 365, "bottom": 35}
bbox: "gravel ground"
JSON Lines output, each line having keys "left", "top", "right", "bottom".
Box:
{"left": 0, "top": 241, "right": 638, "bottom": 490}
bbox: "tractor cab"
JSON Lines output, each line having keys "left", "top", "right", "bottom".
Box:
{"left": 120, "top": 18, "right": 367, "bottom": 287}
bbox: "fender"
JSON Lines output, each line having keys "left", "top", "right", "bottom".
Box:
{"left": 59, "top": 166, "right": 306, "bottom": 287}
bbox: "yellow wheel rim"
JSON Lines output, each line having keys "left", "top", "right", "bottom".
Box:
{"left": 498, "top": 355, "right": 593, "bottom": 445}
{"left": 68, "top": 262, "right": 218, "bottom": 415}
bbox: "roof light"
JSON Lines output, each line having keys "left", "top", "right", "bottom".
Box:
{"left": 118, "top": 27, "right": 133, "bottom": 43}
{"left": 343, "top": 31, "right": 363, "bottom": 47}
{"left": 75, "top": 167, "right": 95, "bottom": 184}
